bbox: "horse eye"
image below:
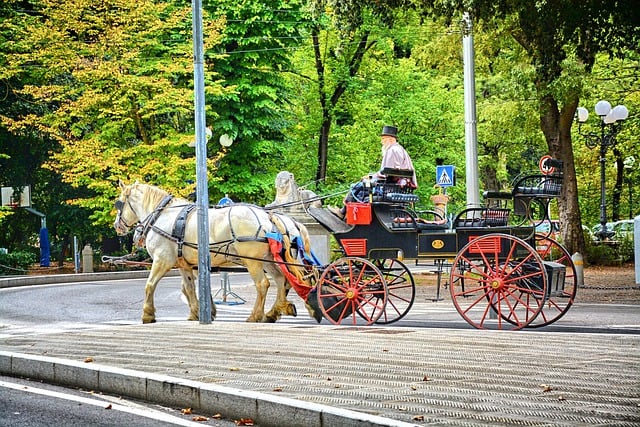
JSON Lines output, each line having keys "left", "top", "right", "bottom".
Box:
{"left": 115, "top": 200, "right": 124, "bottom": 211}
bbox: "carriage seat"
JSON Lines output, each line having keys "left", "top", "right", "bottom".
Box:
{"left": 512, "top": 174, "right": 562, "bottom": 198}
{"left": 390, "top": 207, "right": 449, "bottom": 231}
{"left": 453, "top": 207, "right": 510, "bottom": 229}
{"left": 372, "top": 167, "right": 418, "bottom": 203}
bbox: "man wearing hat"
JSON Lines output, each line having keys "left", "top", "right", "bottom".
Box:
{"left": 375, "top": 125, "right": 417, "bottom": 186}
{"left": 330, "top": 125, "right": 417, "bottom": 219}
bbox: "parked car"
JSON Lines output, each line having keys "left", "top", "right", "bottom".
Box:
{"left": 582, "top": 225, "right": 596, "bottom": 242}
{"left": 535, "top": 220, "right": 560, "bottom": 241}
{"left": 591, "top": 222, "right": 616, "bottom": 240}
{"left": 612, "top": 219, "right": 634, "bottom": 241}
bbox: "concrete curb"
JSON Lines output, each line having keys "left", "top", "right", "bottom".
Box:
{"left": 0, "top": 351, "right": 417, "bottom": 427}
{"left": 0, "top": 270, "right": 179, "bottom": 289}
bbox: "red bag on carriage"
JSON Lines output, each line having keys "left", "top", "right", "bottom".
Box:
{"left": 345, "top": 202, "right": 372, "bottom": 225}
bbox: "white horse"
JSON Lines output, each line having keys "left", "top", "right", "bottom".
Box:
{"left": 113, "top": 181, "right": 316, "bottom": 324}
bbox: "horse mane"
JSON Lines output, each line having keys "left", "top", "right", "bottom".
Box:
{"left": 136, "top": 183, "right": 172, "bottom": 211}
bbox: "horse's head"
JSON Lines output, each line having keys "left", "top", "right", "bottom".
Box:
{"left": 114, "top": 180, "right": 141, "bottom": 236}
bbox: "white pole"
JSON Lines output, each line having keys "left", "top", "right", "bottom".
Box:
{"left": 462, "top": 12, "right": 480, "bottom": 208}
{"left": 192, "top": 0, "right": 212, "bottom": 323}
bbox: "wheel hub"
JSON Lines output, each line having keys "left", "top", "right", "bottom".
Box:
{"left": 345, "top": 288, "right": 356, "bottom": 299}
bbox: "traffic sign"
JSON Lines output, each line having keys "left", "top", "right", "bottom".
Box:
{"left": 436, "top": 165, "right": 455, "bottom": 187}
{"left": 539, "top": 155, "right": 555, "bottom": 175}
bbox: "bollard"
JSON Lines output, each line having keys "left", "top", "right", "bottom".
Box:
{"left": 82, "top": 244, "right": 94, "bottom": 273}
{"left": 572, "top": 252, "right": 584, "bottom": 288}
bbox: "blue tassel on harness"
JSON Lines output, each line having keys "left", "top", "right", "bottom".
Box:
{"left": 293, "top": 235, "right": 322, "bottom": 267}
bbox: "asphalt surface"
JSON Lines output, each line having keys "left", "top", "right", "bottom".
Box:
{"left": 1, "top": 270, "right": 639, "bottom": 427}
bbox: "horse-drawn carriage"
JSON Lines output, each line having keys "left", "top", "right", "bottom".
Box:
{"left": 112, "top": 158, "right": 575, "bottom": 331}
{"left": 304, "top": 163, "right": 575, "bottom": 331}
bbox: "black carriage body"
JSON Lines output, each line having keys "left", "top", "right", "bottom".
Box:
{"left": 333, "top": 203, "right": 535, "bottom": 261}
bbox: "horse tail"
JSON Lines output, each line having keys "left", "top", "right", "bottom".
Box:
{"left": 269, "top": 214, "right": 313, "bottom": 286}
{"left": 294, "top": 220, "right": 313, "bottom": 265}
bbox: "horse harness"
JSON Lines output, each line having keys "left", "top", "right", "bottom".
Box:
{"left": 125, "top": 194, "right": 313, "bottom": 270}
{"left": 134, "top": 201, "right": 199, "bottom": 259}
{"left": 171, "top": 203, "right": 197, "bottom": 258}
{"left": 132, "top": 195, "right": 174, "bottom": 247}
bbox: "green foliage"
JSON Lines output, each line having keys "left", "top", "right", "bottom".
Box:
{"left": 0, "top": 0, "right": 638, "bottom": 256}
{"left": 0, "top": 250, "right": 36, "bottom": 275}
{"left": 203, "top": 0, "right": 311, "bottom": 204}
{"left": 2, "top": 0, "right": 228, "bottom": 228}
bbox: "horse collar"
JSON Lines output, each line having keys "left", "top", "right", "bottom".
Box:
{"left": 136, "top": 195, "right": 174, "bottom": 244}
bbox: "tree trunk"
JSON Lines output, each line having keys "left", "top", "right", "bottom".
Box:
{"left": 312, "top": 27, "right": 328, "bottom": 185}
{"left": 538, "top": 93, "right": 585, "bottom": 256}
{"left": 311, "top": 27, "right": 372, "bottom": 184}
{"left": 316, "top": 115, "right": 331, "bottom": 185}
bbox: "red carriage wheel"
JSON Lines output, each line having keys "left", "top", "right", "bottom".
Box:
{"left": 528, "top": 234, "right": 577, "bottom": 327}
{"left": 449, "top": 234, "right": 547, "bottom": 330}
{"left": 371, "top": 259, "right": 415, "bottom": 324}
{"left": 316, "top": 257, "right": 387, "bottom": 325}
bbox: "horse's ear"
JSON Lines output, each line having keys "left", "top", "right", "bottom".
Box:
{"left": 118, "top": 180, "right": 126, "bottom": 191}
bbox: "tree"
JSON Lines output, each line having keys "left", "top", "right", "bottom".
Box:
{"left": 305, "top": 0, "right": 414, "bottom": 185}
{"left": 410, "top": 0, "right": 640, "bottom": 254}
{"left": 2, "top": 0, "right": 227, "bottom": 230}
{"left": 203, "top": 0, "right": 312, "bottom": 203}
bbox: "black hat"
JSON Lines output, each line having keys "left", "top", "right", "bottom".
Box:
{"left": 381, "top": 125, "right": 398, "bottom": 138}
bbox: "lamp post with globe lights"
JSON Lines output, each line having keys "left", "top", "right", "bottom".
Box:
{"left": 575, "top": 100, "right": 629, "bottom": 240}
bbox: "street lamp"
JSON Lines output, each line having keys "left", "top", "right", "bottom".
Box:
{"left": 575, "top": 100, "right": 629, "bottom": 240}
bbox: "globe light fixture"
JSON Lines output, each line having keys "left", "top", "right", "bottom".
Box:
{"left": 575, "top": 100, "right": 629, "bottom": 241}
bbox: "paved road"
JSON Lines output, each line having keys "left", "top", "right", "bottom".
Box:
{"left": 1, "top": 271, "right": 639, "bottom": 426}
{"left": 1, "top": 376, "right": 236, "bottom": 426}
{"left": 1, "top": 273, "right": 639, "bottom": 336}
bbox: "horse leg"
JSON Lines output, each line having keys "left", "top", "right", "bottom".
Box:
{"left": 180, "top": 268, "right": 199, "bottom": 321}
{"left": 179, "top": 267, "right": 217, "bottom": 322}
{"left": 142, "top": 261, "right": 173, "bottom": 324}
{"left": 245, "top": 261, "right": 269, "bottom": 322}
{"left": 264, "top": 264, "right": 297, "bottom": 322}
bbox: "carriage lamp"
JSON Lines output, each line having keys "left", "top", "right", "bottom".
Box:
{"left": 575, "top": 100, "right": 629, "bottom": 241}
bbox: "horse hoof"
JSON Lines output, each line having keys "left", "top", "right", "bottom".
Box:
{"left": 305, "top": 301, "right": 323, "bottom": 323}
{"left": 142, "top": 318, "right": 156, "bottom": 324}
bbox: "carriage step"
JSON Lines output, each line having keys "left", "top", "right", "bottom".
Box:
{"left": 544, "top": 261, "right": 566, "bottom": 298}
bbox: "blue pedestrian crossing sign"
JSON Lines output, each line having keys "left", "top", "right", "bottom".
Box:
{"left": 435, "top": 165, "right": 455, "bottom": 187}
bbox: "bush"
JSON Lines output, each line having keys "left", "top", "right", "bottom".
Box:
{"left": 618, "top": 237, "right": 634, "bottom": 263}
{"left": 586, "top": 238, "right": 634, "bottom": 266}
{"left": 0, "top": 251, "right": 37, "bottom": 275}
{"left": 586, "top": 243, "right": 619, "bottom": 265}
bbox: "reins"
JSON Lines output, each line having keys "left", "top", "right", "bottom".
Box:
{"left": 263, "top": 189, "right": 346, "bottom": 212}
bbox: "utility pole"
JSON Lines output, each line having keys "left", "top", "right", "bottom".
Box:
{"left": 192, "top": 0, "right": 212, "bottom": 324}
{"left": 462, "top": 12, "right": 480, "bottom": 208}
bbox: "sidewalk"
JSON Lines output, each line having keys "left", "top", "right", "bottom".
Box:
{"left": 1, "top": 271, "right": 639, "bottom": 426}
